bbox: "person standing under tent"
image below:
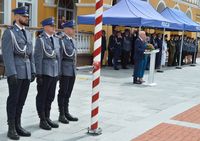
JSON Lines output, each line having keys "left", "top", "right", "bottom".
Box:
{"left": 173, "top": 35, "right": 181, "bottom": 66}
{"left": 108, "top": 30, "right": 116, "bottom": 66}
{"left": 101, "top": 30, "right": 107, "bottom": 66}
{"left": 133, "top": 31, "right": 146, "bottom": 84}
{"left": 131, "top": 30, "right": 138, "bottom": 64}
{"left": 121, "top": 29, "right": 132, "bottom": 69}
{"left": 155, "top": 33, "right": 163, "bottom": 69}
{"left": 113, "top": 31, "right": 123, "bottom": 70}
{"left": 168, "top": 35, "right": 176, "bottom": 66}
{"left": 161, "top": 35, "right": 168, "bottom": 67}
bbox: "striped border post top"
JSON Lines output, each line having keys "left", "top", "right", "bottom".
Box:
{"left": 87, "top": 0, "right": 103, "bottom": 135}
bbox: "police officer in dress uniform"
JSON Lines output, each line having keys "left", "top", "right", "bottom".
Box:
{"left": 57, "top": 21, "right": 78, "bottom": 124}
{"left": 34, "top": 17, "right": 60, "bottom": 130}
{"left": 2, "top": 6, "right": 35, "bottom": 140}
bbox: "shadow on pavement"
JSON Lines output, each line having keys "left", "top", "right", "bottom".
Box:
{"left": 62, "top": 133, "right": 97, "bottom": 141}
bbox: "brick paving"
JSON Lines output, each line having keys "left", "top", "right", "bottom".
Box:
{"left": 172, "top": 104, "right": 200, "bottom": 124}
{"left": 131, "top": 123, "right": 200, "bottom": 141}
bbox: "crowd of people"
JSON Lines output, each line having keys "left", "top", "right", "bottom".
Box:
{"left": 101, "top": 29, "right": 199, "bottom": 84}
{"left": 102, "top": 29, "right": 199, "bottom": 69}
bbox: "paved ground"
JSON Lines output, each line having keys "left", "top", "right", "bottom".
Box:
{"left": 0, "top": 60, "right": 200, "bottom": 141}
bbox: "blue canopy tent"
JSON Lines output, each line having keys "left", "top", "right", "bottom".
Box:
{"left": 78, "top": 0, "right": 183, "bottom": 30}
{"left": 161, "top": 7, "right": 200, "bottom": 68}
{"left": 161, "top": 7, "right": 200, "bottom": 32}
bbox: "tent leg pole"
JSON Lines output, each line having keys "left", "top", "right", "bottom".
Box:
{"left": 176, "top": 30, "right": 184, "bottom": 69}
{"left": 157, "top": 28, "right": 165, "bottom": 73}
{"left": 139, "top": 26, "right": 141, "bottom": 31}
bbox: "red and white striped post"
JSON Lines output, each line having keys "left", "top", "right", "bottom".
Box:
{"left": 88, "top": 0, "right": 103, "bottom": 135}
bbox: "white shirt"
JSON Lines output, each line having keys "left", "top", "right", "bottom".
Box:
{"left": 45, "top": 32, "right": 53, "bottom": 38}
{"left": 65, "top": 33, "right": 73, "bottom": 40}
{"left": 15, "top": 23, "right": 25, "bottom": 30}
{"left": 139, "top": 36, "right": 143, "bottom": 42}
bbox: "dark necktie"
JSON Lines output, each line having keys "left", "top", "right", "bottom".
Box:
{"left": 70, "top": 39, "right": 74, "bottom": 48}
{"left": 50, "top": 37, "right": 54, "bottom": 49}
{"left": 21, "top": 29, "right": 27, "bottom": 40}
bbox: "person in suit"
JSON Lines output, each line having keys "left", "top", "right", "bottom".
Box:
{"left": 173, "top": 35, "right": 181, "bottom": 66}
{"left": 131, "top": 30, "right": 138, "bottom": 64}
{"left": 2, "top": 6, "right": 35, "bottom": 140}
{"left": 181, "top": 36, "right": 188, "bottom": 65}
{"left": 113, "top": 31, "right": 123, "bottom": 70}
{"left": 155, "top": 33, "right": 163, "bottom": 69}
{"left": 108, "top": 30, "right": 116, "bottom": 66}
{"left": 150, "top": 33, "right": 158, "bottom": 49}
{"left": 133, "top": 31, "right": 147, "bottom": 84}
{"left": 57, "top": 21, "right": 78, "bottom": 124}
{"left": 101, "top": 30, "right": 107, "bottom": 66}
{"left": 121, "top": 29, "right": 132, "bottom": 69}
{"left": 34, "top": 17, "right": 60, "bottom": 130}
{"left": 168, "top": 35, "right": 176, "bottom": 66}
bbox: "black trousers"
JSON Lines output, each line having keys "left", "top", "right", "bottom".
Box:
{"left": 57, "top": 76, "right": 76, "bottom": 110}
{"left": 173, "top": 51, "right": 180, "bottom": 66}
{"left": 108, "top": 50, "right": 113, "bottom": 66}
{"left": 101, "top": 51, "right": 105, "bottom": 66}
{"left": 121, "top": 50, "right": 130, "bottom": 68}
{"left": 7, "top": 78, "right": 30, "bottom": 121}
{"left": 36, "top": 75, "right": 57, "bottom": 115}
{"left": 155, "top": 52, "right": 162, "bottom": 69}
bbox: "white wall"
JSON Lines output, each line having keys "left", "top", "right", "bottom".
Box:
{"left": 4, "top": 0, "right": 12, "bottom": 25}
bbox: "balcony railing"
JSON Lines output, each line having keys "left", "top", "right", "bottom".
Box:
{"left": 0, "top": 24, "right": 92, "bottom": 55}
{"left": 181, "top": 0, "right": 200, "bottom": 7}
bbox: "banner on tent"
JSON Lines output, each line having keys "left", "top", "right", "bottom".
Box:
{"left": 161, "top": 22, "right": 170, "bottom": 28}
{"left": 196, "top": 26, "right": 200, "bottom": 31}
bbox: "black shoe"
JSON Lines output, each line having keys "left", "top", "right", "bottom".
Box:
{"left": 16, "top": 125, "right": 31, "bottom": 137}
{"left": 15, "top": 119, "right": 31, "bottom": 137}
{"left": 39, "top": 120, "right": 51, "bottom": 130}
{"left": 7, "top": 131, "right": 20, "bottom": 140}
{"left": 122, "top": 67, "right": 128, "bottom": 69}
{"left": 65, "top": 113, "right": 78, "bottom": 122}
{"left": 133, "top": 80, "right": 142, "bottom": 84}
{"left": 58, "top": 115, "right": 69, "bottom": 124}
{"left": 114, "top": 67, "right": 119, "bottom": 70}
{"left": 46, "top": 118, "right": 59, "bottom": 128}
{"left": 7, "top": 121, "right": 20, "bottom": 140}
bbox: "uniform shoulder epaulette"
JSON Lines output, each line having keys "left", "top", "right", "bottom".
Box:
{"left": 54, "top": 32, "right": 64, "bottom": 39}
{"left": 54, "top": 34, "right": 60, "bottom": 38}
{"left": 7, "top": 25, "right": 14, "bottom": 29}
{"left": 38, "top": 34, "right": 44, "bottom": 38}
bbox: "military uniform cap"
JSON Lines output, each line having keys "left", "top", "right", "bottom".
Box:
{"left": 61, "top": 20, "right": 75, "bottom": 29}
{"left": 41, "top": 17, "right": 56, "bottom": 27}
{"left": 12, "top": 6, "right": 29, "bottom": 17}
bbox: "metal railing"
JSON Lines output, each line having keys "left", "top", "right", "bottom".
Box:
{"left": 0, "top": 24, "right": 92, "bottom": 55}
{"left": 181, "top": 0, "right": 200, "bottom": 7}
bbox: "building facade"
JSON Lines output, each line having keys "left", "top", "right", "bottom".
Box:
{"left": 0, "top": 0, "right": 199, "bottom": 33}
{"left": 0, "top": 0, "right": 199, "bottom": 66}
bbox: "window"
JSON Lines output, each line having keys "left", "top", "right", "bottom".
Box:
{"left": 157, "top": 2, "right": 166, "bottom": 13}
{"left": 58, "top": 0, "right": 74, "bottom": 29}
{"left": 17, "top": 2, "right": 32, "bottom": 26}
{"left": 186, "top": 10, "right": 192, "bottom": 19}
{"left": 0, "top": 0, "right": 4, "bottom": 24}
{"left": 45, "top": 0, "right": 55, "bottom": 5}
